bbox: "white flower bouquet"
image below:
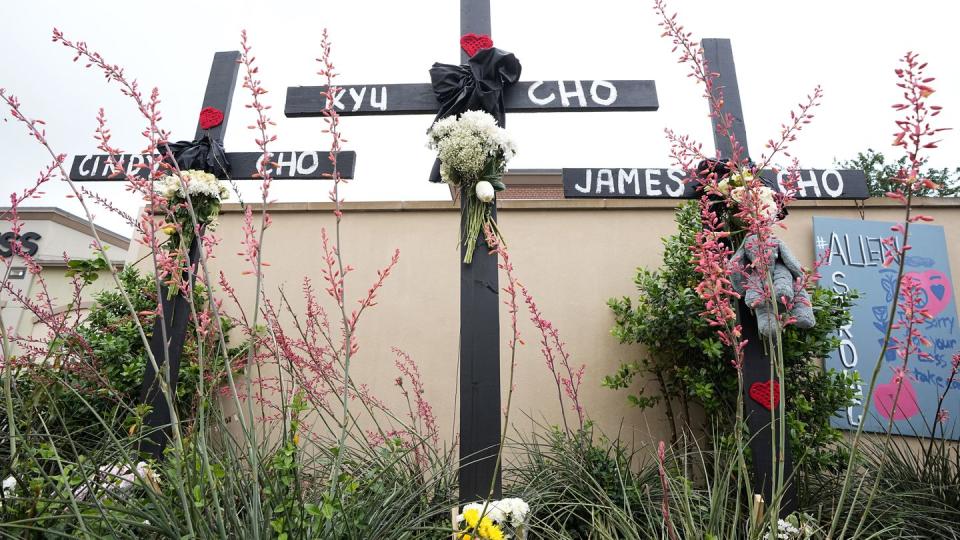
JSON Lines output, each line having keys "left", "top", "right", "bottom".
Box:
{"left": 427, "top": 110, "right": 516, "bottom": 263}
{"left": 74, "top": 461, "right": 162, "bottom": 501}
{"left": 716, "top": 168, "right": 780, "bottom": 223}
{"left": 156, "top": 169, "right": 229, "bottom": 202}
{"left": 456, "top": 497, "right": 530, "bottom": 539}
{"left": 154, "top": 169, "right": 229, "bottom": 248}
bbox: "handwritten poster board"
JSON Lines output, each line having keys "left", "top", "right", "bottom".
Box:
{"left": 813, "top": 217, "right": 959, "bottom": 439}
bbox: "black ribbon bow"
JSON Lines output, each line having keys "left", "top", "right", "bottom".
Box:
{"left": 427, "top": 47, "right": 522, "bottom": 183}
{"left": 160, "top": 133, "right": 230, "bottom": 179}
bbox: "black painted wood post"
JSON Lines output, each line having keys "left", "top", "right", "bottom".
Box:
{"left": 139, "top": 235, "right": 202, "bottom": 458}
{"left": 138, "top": 51, "right": 240, "bottom": 460}
{"left": 703, "top": 38, "right": 797, "bottom": 515}
{"left": 457, "top": 0, "right": 503, "bottom": 504}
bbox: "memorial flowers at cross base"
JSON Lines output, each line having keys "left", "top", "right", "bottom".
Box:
{"left": 73, "top": 461, "right": 162, "bottom": 501}
{"left": 455, "top": 498, "right": 530, "bottom": 539}
{"left": 427, "top": 110, "right": 516, "bottom": 263}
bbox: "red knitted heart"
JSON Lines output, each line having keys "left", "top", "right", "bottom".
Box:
{"left": 199, "top": 106, "right": 224, "bottom": 130}
{"left": 749, "top": 380, "right": 781, "bottom": 411}
{"left": 460, "top": 33, "right": 493, "bottom": 57}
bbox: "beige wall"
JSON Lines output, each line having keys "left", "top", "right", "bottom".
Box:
{"left": 199, "top": 198, "right": 960, "bottom": 446}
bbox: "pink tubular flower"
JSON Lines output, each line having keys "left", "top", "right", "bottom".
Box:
{"left": 657, "top": 441, "right": 678, "bottom": 540}
{"left": 655, "top": 1, "right": 824, "bottom": 374}
{"left": 521, "top": 281, "right": 585, "bottom": 430}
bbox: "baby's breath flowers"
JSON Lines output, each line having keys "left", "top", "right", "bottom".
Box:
{"left": 428, "top": 110, "right": 516, "bottom": 263}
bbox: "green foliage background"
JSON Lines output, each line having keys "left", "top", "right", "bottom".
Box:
{"left": 605, "top": 201, "right": 859, "bottom": 478}
{"left": 838, "top": 149, "right": 960, "bottom": 197}
{"left": 9, "top": 267, "right": 232, "bottom": 455}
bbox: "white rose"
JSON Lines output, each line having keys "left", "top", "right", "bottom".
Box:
{"left": 757, "top": 187, "right": 778, "bottom": 220}
{"left": 475, "top": 180, "right": 495, "bottom": 202}
{"left": 717, "top": 178, "right": 731, "bottom": 195}
{"left": 730, "top": 186, "right": 747, "bottom": 203}
{"left": 2, "top": 476, "right": 15, "bottom": 496}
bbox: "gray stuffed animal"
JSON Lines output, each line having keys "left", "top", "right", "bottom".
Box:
{"left": 730, "top": 234, "right": 816, "bottom": 337}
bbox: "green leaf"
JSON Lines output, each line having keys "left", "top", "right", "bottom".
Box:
{"left": 321, "top": 501, "right": 334, "bottom": 520}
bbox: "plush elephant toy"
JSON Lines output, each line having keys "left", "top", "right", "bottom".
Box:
{"left": 730, "top": 234, "right": 816, "bottom": 337}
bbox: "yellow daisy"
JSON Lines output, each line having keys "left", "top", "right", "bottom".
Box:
{"left": 478, "top": 518, "right": 504, "bottom": 540}
{"left": 462, "top": 508, "right": 480, "bottom": 529}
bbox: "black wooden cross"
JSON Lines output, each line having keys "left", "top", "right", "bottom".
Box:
{"left": 563, "top": 39, "right": 871, "bottom": 515}
{"left": 70, "top": 51, "right": 356, "bottom": 459}
{"left": 283, "top": 0, "right": 660, "bottom": 503}
{"left": 69, "top": 52, "right": 356, "bottom": 182}
{"left": 700, "top": 39, "right": 797, "bottom": 515}
{"left": 561, "top": 40, "right": 869, "bottom": 202}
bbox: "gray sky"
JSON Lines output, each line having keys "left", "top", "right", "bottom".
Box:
{"left": 2, "top": 0, "right": 957, "bottom": 235}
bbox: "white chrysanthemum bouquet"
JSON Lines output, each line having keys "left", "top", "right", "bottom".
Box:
{"left": 427, "top": 110, "right": 516, "bottom": 263}
{"left": 157, "top": 169, "right": 229, "bottom": 202}
{"left": 155, "top": 169, "right": 229, "bottom": 247}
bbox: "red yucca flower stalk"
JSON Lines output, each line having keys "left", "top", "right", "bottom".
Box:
{"left": 828, "top": 51, "right": 949, "bottom": 540}
{"left": 657, "top": 440, "right": 678, "bottom": 540}
{"left": 654, "top": 2, "right": 828, "bottom": 530}
{"left": 520, "top": 282, "right": 585, "bottom": 432}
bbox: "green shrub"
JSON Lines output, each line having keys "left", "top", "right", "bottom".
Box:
{"left": 10, "top": 266, "right": 234, "bottom": 455}
{"left": 605, "top": 201, "right": 859, "bottom": 477}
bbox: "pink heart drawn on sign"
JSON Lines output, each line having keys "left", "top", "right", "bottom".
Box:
{"left": 905, "top": 270, "right": 951, "bottom": 317}
{"left": 873, "top": 375, "right": 920, "bottom": 421}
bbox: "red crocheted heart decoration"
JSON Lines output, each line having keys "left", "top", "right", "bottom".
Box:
{"left": 749, "top": 380, "right": 781, "bottom": 411}
{"left": 199, "top": 106, "right": 224, "bottom": 130}
{"left": 460, "top": 33, "right": 493, "bottom": 57}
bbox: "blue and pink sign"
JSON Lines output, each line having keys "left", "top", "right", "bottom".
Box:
{"left": 813, "top": 217, "right": 959, "bottom": 439}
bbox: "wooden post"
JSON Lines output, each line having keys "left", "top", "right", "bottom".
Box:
{"left": 457, "top": 0, "right": 502, "bottom": 504}
{"left": 703, "top": 38, "right": 797, "bottom": 515}
{"left": 137, "top": 51, "right": 240, "bottom": 460}
{"left": 139, "top": 235, "right": 202, "bottom": 458}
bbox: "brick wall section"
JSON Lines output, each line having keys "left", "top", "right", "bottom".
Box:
{"left": 500, "top": 184, "right": 564, "bottom": 200}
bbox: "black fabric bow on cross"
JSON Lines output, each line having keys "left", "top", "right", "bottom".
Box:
{"left": 427, "top": 47, "right": 522, "bottom": 183}
{"left": 695, "top": 158, "right": 788, "bottom": 220}
{"left": 160, "top": 134, "right": 230, "bottom": 179}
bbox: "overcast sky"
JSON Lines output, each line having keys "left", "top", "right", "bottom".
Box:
{"left": 2, "top": 0, "right": 957, "bottom": 235}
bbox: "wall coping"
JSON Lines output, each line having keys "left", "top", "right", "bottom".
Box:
{"left": 0, "top": 206, "right": 131, "bottom": 249}
{"left": 220, "top": 197, "right": 960, "bottom": 214}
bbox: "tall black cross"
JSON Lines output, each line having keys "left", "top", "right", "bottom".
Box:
{"left": 562, "top": 39, "right": 871, "bottom": 514}
{"left": 70, "top": 51, "right": 357, "bottom": 459}
{"left": 705, "top": 38, "right": 798, "bottom": 516}
{"left": 70, "top": 52, "right": 356, "bottom": 182}
{"left": 284, "top": 0, "right": 660, "bottom": 503}
{"left": 560, "top": 40, "right": 869, "bottom": 202}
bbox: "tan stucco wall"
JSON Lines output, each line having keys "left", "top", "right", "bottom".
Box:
{"left": 197, "top": 198, "right": 960, "bottom": 445}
